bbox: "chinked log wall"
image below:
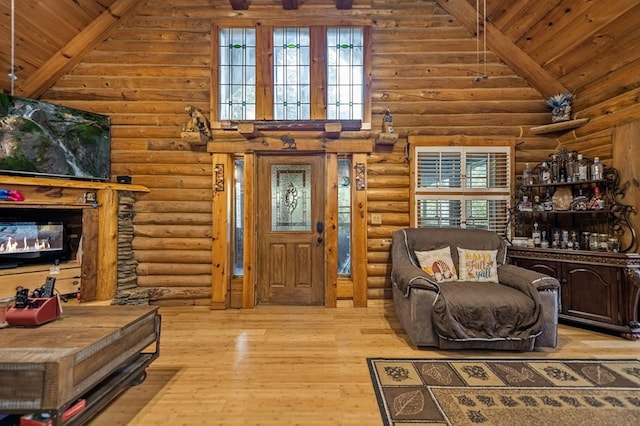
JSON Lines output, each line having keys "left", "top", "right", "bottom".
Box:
{"left": 38, "top": 0, "right": 639, "bottom": 306}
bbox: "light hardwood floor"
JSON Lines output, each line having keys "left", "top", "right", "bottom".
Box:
{"left": 89, "top": 302, "right": 640, "bottom": 425}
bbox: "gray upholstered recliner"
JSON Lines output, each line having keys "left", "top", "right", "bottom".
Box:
{"left": 391, "top": 227, "right": 559, "bottom": 351}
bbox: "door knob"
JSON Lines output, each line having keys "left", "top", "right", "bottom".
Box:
{"left": 316, "top": 222, "right": 324, "bottom": 243}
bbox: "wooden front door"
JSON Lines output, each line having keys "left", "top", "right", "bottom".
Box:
{"left": 256, "top": 154, "right": 325, "bottom": 305}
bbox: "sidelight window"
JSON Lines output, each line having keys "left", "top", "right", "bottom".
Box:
{"left": 233, "top": 159, "right": 245, "bottom": 275}
{"left": 337, "top": 157, "right": 352, "bottom": 275}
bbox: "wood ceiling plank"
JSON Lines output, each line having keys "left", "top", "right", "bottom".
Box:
{"left": 435, "top": 0, "right": 566, "bottom": 97}
{"left": 15, "top": 0, "right": 147, "bottom": 99}
{"left": 529, "top": 0, "right": 639, "bottom": 67}
{"left": 547, "top": 4, "right": 640, "bottom": 80}
{"left": 500, "top": 0, "right": 563, "bottom": 42}
{"left": 0, "top": 1, "right": 112, "bottom": 88}
{"left": 574, "top": 57, "right": 640, "bottom": 110}
{"left": 13, "top": 4, "right": 71, "bottom": 47}
{"left": 515, "top": 0, "right": 594, "bottom": 53}
{"left": 6, "top": 37, "right": 52, "bottom": 71}
{"left": 484, "top": 0, "right": 528, "bottom": 28}
{"left": 561, "top": 27, "right": 640, "bottom": 92}
{"left": 75, "top": 0, "right": 118, "bottom": 16}
{"left": 482, "top": 0, "right": 514, "bottom": 23}
{"left": 21, "top": 1, "right": 81, "bottom": 38}
{"left": 47, "top": 0, "right": 98, "bottom": 29}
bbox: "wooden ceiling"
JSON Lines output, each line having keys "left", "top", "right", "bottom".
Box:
{"left": 0, "top": 0, "right": 639, "bottom": 102}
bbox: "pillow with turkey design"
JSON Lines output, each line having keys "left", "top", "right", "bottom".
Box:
{"left": 415, "top": 246, "right": 458, "bottom": 283}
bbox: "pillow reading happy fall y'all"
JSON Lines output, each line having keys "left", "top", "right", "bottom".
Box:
{"left": 456, "top": 247, "right": 498, "bottom": 283}
{"left": 415, "top": 247, "right": 458, "bottom": 283}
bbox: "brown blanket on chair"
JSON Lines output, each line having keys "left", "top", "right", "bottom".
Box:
{"left": 431, "top": 279, "right": 543, "bottom": 342}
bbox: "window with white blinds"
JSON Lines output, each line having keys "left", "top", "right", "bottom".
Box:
{"left": 413, "top": 146, "right": 511, "bottom": 236}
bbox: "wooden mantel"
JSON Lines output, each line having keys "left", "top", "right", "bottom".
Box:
{"left": 0, "top": 176, "right": 149, "bottom": 302}
{"left": 0, "top": 175, "right": 149, "bottom": 194}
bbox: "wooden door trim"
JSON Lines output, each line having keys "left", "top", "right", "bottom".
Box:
{"left": 324, "top": 154, "right": 338, "bottom": 307}
{"left": 242, "top": 153, "right": 256, "bottom": 308}
{"left": 212, "top": 149, "right": 369, "bottom": 309}
{"left": 211, "top": 153, "right": 234, "bottom": 309}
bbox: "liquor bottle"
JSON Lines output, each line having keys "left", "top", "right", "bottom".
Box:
{"left": 569, "top": 151, "right": 579, "bottom": 182}
{"left": 572, "top": 188, "right": 588, "bottom": 211}
{"left": 587, "top": 185, "right": 604, "bottom": 210}
{"left": 532, "top": 221, "right": 541, "bottom": 247}
{"left": 571, "top": 230, "right": 580, "bottom": 250}
{"left": 519, "top": 195, "right": 533, "bottom": 212}
{"left": 566, "top": 152, "right": 576, "bottom": 182}
{"left": 558, "top": 158, "right": 567, "bottom": 183}
{"left": 522, "top": 162, "right": 533, "bottom": 186}
{"left": 539, "top": 161, "right": 551, "bottom": 184}
{"left": 543, "top": 189, "right": 553, "bottom": 211}
{"left": 540, "top": 230, "right": 548, "bottom": 248}
{"left": 552, "top": 229, "right": 561, "bottom": 248}
{"left": 591, "top": 156, "right": 603, "bottom": 180}
{"left": 533, "top": 195, "right": 544, "bottom": 211}
{"left": 577, "top": 153, "right": 589, "bottom": 181}
{"left": 550, "top": 155, "right": 559, "bottom": 183}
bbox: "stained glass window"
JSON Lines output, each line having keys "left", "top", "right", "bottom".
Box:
{"left": 217, "top": 25, "right": 367, "bottom": 123}
{"left": 271, "top": 164, "right": 311, "bottom": 231}
{"left": 273, "top": 28, "right": 311, "bottom": 120}
{"left": 327, "top": 27, "right": 364, "bottom": 120}
{"left": 219, "top": 28, "right": 256, "bottom": 120}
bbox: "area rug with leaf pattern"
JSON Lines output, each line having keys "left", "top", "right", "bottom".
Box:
{"left": 367, "top": 358, "right": 640, "bottom": 426}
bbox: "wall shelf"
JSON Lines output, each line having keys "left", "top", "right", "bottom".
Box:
{"left": 530, "top": 118, "right": 589, "bottom": 135}
{"left": 375, "top": 132, "right": 398, "bottom": 146}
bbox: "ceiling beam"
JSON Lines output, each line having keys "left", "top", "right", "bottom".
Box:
{"left": 15, "top": 0, "right": 146, "bottom": 99}
{"left": 229, "top": 0, "right": 250, "bottom": 10}
{"left": 434, "top": 0, "right": 567, "bottom": 98}
{"left": 281, "top": 0, "right": 299, "bottom": 10}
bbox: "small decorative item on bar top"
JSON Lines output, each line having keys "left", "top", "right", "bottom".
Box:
{"left": 181, "top": 104, "right": 212, "bottom": 143}
{"left": 546, "top": 92, "right": 573, "bottom": 122}
{"left": 382, "top": 107, "right": 394, "bottom": 133}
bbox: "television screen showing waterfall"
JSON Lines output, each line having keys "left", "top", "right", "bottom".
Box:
{"left": 0, "top": 94, "right": 110, "bottom": 181}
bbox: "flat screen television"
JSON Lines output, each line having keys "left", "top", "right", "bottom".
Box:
{"left": 0, "top": 94, "right": 111, "bottom": 181}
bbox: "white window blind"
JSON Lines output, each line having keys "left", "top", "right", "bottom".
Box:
{"left": 416, "top": 150, "right": 462, "bottom": 189}
{"left": 415, "top": 147, "right": 509, "bottom": 192}
{"left": 413, "top": 146, "right": 511, "bottom": 236}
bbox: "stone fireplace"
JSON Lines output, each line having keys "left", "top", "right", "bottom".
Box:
{"left": 0, "top": 176, "right": 148, "bottom": 303}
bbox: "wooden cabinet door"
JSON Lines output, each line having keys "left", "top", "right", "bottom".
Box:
{"left": 563, "top": 263, "right": 618, "bottom": 324}
{"left": 511, "top": 258, "right": 563, "bottom": 313}
{"left": 511, "top": 257, "right": 561, "bottom": 278}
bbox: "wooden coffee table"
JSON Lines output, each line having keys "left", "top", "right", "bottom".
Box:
{"left": 0, "top": 305, "right": 160, "bottom": 425}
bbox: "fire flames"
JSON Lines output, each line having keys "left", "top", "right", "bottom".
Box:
{"left": 0, "top": 236, "right": 51, "bottom": 253}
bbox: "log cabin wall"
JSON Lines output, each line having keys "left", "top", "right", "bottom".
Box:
{"left": 29, "top": 0, "right": 639, "bottom": 306}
